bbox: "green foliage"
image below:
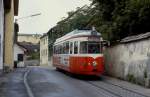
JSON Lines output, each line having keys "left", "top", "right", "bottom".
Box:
{"left": 48, "top": 0, "right": 150, "bottom": 46}
{"left": 91, "top": 0, "right": 150, "bottom": 42}
{"left": 127, "top": 74, "right": 136, "bottom": 83}
{"left": 27, "top": 52, "right": 40, "bottom": 60}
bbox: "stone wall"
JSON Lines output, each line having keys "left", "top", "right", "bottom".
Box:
{"left": 104, "top": 38, "right": 150, "bottom": 85}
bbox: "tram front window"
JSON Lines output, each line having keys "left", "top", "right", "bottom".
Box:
{"left": 80, "top": 41, "right": 101, "bottom": 54}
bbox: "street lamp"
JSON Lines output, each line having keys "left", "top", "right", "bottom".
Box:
{"left": 14, "top": 13, "right": 42, "bottom": 42}
{"left": 15, "top": 13, "right": 41, "bottom": 22}
{"left": 15, "top": 13, "right": 42, "bottom": 32}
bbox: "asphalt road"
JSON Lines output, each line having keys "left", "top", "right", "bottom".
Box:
{"left": 0, "top": 67, "right": 149, "bottom": 97}
{"left": 27, "top": 67, "right": 120, "bottom": 97}
{"left": 0, "top": 68, "right": 28, "bottom": 97}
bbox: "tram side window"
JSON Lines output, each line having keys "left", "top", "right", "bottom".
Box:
{"left": 56, "top": 46, "right": 58, "bottom": 54}
{"left": 60, "top": 45, "right": 63, "bottom": 54}
{"left": 54, "top": 46, "right": 57, "bottom": 54}
{"left": 74, "top": 41, "right": 78, "bottom": 54}
{"left": 80, "top": 42, "right": 87, "bottom": 54}
{"left": 53, "top": 42, "right": 72, "bottom": 54}
{"left": 57, "top": 45, "right": 60, "bottom": 54}
{"left": 70, "top": 42, "right": 73, "bottom": 54}
{"left": 62, "top": 43, "right": 65, "bottom": 54}
{"left": 56, "top": 45, "right": 60, "bottom": 54}
{"left": 63, "top": 42, "right": 69, "bottom": 54}
{"left": 66, "top": 42, "right": 69, "bottom": 54}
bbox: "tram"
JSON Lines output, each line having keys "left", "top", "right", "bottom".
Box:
{"left": 52, "top": 29, "right": 105, "bottom": 76}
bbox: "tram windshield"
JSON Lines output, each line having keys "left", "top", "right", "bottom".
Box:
{"left": 80, "top": 41, "right": 101, "bottom": 54}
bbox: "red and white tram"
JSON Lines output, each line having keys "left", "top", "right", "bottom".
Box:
{"left": 53, "top": 29, "right": 105, "bottom": 76}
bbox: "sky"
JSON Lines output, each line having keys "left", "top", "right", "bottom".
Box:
{"left": 17, "top": 0, "right": 91, "bottom": 35}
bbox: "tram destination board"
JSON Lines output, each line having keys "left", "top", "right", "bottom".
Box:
{"left": 88, "top": 37, "right": 100, "bottom": 42}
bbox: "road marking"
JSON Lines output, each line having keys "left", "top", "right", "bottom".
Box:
{"left": 24, "top": 69, "right": 34, "bottom": 97}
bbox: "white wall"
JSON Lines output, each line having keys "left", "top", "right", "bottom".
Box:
{"left": 104, "top": 38, "right": 150, "bottom": 85}
{"left": 14, "top": 44, "right": 24, "bottom": 61}
{"left": 0, "top": 0, "right": 4, "bottom": 70}
{"left": 40, "top": 35, "right": 49, "bottom": 66}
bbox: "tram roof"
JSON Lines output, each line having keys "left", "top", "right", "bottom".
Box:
{"left": 55, "top": 29, "right": 101, "bottom": 44}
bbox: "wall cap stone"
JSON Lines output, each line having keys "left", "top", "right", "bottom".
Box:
{"left": 121, "top": 32, "right": 150, "bottom": 43}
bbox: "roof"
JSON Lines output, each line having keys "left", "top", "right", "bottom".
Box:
{"left": 18, "top": 33, "right": 42, "bottom": 36}
{"left": 40, "top": 33, "right": 48, "bottom": 39}
{"left": 121, "top": 32, "right": 150, "bottom": 43}
{"left": 15, "top": 43, "right": 27, "bottom": 52}
{"left": 55, "top": 29, "right": 101, "bottom": 44}
{"left": 18, "top": 42, "right": 40, "bottom": 53}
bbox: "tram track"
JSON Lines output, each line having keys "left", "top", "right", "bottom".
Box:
{"left": 58, "top": 70, "right": 140, "bottom": 97}
{"left": 85, "top": 79, "right": 149, "bottom": 97}
{"left": 86, "top": 81, "right": 122, "bottom": 97}
{"left": 101, "top": 80, "right": 149, "bottom": 97}
{"left": 22, "top": 67, "right": 149, "bottom": 97}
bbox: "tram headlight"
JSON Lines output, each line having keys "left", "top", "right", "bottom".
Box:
{"left": 88, "top": 62, "right": 91, "bottom": 66}
{"left": 93, "top": 61, "right": 97, "bottom": 67}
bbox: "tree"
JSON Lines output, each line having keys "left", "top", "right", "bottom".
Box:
{"left": 48, "top": 0, "right": 150, "bottom": 45}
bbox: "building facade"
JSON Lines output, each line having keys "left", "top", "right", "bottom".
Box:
{"left": 14, "top": 43, "right": 26, "bottom": 67}
{"left": 40, "top": 34, "right": 49, "bottom": 66}
{"left": 18, "top": 34, "right": 41, "bottom": 44}
{"left": 4, "top": 0, "right": 19, "bottom": 71}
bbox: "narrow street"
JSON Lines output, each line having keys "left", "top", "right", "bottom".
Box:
{"left": 0, "top": 67, "right": 150, "bottom": 97}
{"left": 27, "top": 67, "right": 118, "bottom": 97}
{"left": 1, "top": 0, "right": 150, "bottom": 97}
{"left": 27, "top": 67, "right": 150, "bottom": 97}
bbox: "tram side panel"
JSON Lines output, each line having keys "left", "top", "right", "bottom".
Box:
{"left": 53, "top": 55, "right": 70, "bottom": 71}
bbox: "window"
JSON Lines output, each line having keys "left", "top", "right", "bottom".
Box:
{"left": 58, "top": 45, "right": 61, "bottom": 54}
{"left": 80, "top": 41, "right": 101, "bottom": 54}
{"left": 65, "top": 42, "right": 69, "bottom": 54}
{"left": 53, "top": 41, "right": 70, "bottom": 54}
{"left": 74, "top": 41, "right": 78, "bottom": 54}
{"left": 88, "top": 42, "right": 101, "bottom": 54}
{"left": 63, "top": 43, "right": 65, "bottom": 54}
{"left": 70, "top": 42, "right": 73, "bottom": 54}
{"left": 54, "top": 45, "right": 58, "bottom": 54}
{"left": 59, "top": 45, "right": 62, "bottom": 54}
{"left": 80, "top": 42, "right": 87, "bottom": 54}
{"left": 18, "top": 54, "right": 23, "bottom": 61}
{"left": 62, "top": 42, "right": 69, "bottom": 54}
